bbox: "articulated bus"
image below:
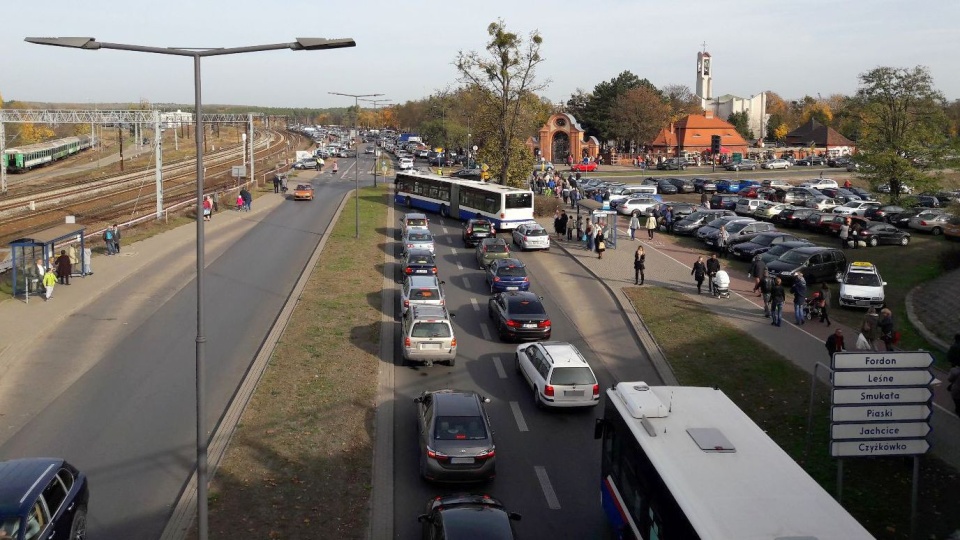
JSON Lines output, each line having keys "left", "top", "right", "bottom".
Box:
{"left": 595, "top": 382, "right": 873, "bottom": 540}
{"left": 394, "top": 171, "right": 534, "bottom": 231}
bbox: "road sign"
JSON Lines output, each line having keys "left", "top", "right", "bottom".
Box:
{"left": 833, "top": 369, "right": 935, "bottom": 388}
{"left": 831, "top": 438, "right": 929, "bottom": 457}
{"left": 832, "top": 387, "right": 932, "bottom": 405}
{"left": 831, "top": 421, "right": 930, "bottom": 440}
{"left": 831, "top": 404, "right": 932, "bottom": 422}
{"left": 832, "top": 351, "right": 934, "bottom": 370}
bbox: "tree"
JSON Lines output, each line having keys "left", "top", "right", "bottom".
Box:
{"left": 852, "top": 66, "right": 950, "bottom": 201}
{"left": 566, "top": 71, "right": 655, "bottom": 143}
{"left": 609, "top": 86, "right": 671, "bottom": 148}
{"left": 727, "top": 111, "right": 754, "bottom": 140}
{"left": 800, "top": 102, "right": 833, "bottom": 125}
{"left": 18, "top": 123, "right": 55, "bottom": 145}
{"left": 773, "top": 123, "right": 789, "bottom": 142}
{"left": 456, "top": 20, "right": 548, "bottom": 185}
{"left": 661, "top": 84, "right": 703, "bottom": 121}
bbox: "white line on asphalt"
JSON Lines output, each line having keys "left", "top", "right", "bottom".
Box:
{"left": 456, "top": 259, "right": 463, "bottom": 271}
{"left": 451, "top": 247, "right": 458, "bottom": 255}
{"left": 492, "top": 355, "right": 507, "bottom": 379}
{"left": 510, "top": 401, "right": 528, "bottom": 431}
{"left": 443, "top": 227, "right": 449, "bottom": 234}
{"left": 534, "top": 466, "right": 561, "bottom": 509}
{"left": 470, "top": 298, "right": 481, "bottom": 311}
{"left": 463, "top": 277, "right": 471, "bottom": 289}
{"left": 480, "top": 323, "right": 491, "bottom": 341}
{"left": 338, "top": 160, "right": 355, "bottom": 179}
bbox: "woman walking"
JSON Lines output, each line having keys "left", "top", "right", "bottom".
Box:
{"left": 596, "top": 227, "right": 606, "bottom": 259}
{"left": 629, "top": 213, "right": 641, "bottom": 240}
{"left": 585, "top": 221, "right": 595, "bottom": 252}
{"left": 861, "top": 308, "right": 881, "bottom": 351}
{"left": 817, "top": 283, "right": 831, "bottom": 326}
{"left": 691, "top": 256, "right": 706, "bottom": 294}
{"left": 717, "top": 225, "right": 730, "bottom": 258}
{"left": 634, "top": 246, "right": 646, "bottom": 285}
{"left": 645, "top": 211, "right": 658, "bottom": 240}
{"left": 878, "top": 308, "right": 896, "bottom": 351}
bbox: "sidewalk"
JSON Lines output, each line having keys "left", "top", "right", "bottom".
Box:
{"left": 537, "top": 213, "right": 960, "bottom": 472}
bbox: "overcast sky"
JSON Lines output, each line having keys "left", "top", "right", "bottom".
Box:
{"left": 4, "top": 0, "right": 959, "bottom": 109}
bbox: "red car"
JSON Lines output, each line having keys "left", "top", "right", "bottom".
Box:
{"left": 739, "top": 186, "right": 761, "bottom": 199}
{"left": 571, "top": 161, "right": 598, "bottom": 172}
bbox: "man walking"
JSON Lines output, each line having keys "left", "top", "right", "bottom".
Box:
{"left": 770, "top": 277, "right": 786, "bottom": 327}
{"left": 112, "top": 224, "right": 122, "bottom": 254}
{"left": 273, "top": 174, "right": 281, "bottom": 193}
{"left": 839, "top": 218, "right": 850, "bottom": 249}
{"left": 706, "top": 254, "right": 721, "bottom": 295}
{"left": 749, "top": 255, "right": 767, "bottom": 295}
{"left": 825, "top": 329, "right": 846, "bottom": 359}
{"left": 791, "top": 273, "right": 808, "bottom": 325}
{"left": 757, "top": 270, "right": 773, "bottom": 317}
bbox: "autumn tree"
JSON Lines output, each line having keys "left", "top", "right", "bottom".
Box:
{"left": 661, "top": 84, "right": 703, "bottom": 121}
{"left": 18, "top": 124, "right": 55, "bottom": 144}
{"left": 852, "top": 66, "right": 950, "bottom": 201}
{"left": 456, "top": 20, "right": 548, "bottom": 185}
{"left": 727, "top": 111, "right": 753, "bottom": 140}
{"left": 565, "top": 71, "right": 655, "bottom": 143}
{"left": 609, "top": 86, "right": 671, "bottom": 148}
{"left": 800, "top": 102, "right": 833, "bottom": 126}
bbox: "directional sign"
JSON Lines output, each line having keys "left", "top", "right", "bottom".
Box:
{"left": 831, "top": 439, "right": 929, "bottom": 457}
{"left": 834, "top": 369, "right": 935, "bottom": 388}
{"left": 831, "top": 404, "right": 932, "bottom": 423}
{"left": 832, "top": 351, "right": 934, "bottom": 370}
{"left": 831, "top": 422, "right": 931, "bottom": 440}
{"left": 832, "top": 387, "right": 932, "bottom": 405}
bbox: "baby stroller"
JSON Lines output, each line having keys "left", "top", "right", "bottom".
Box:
{"left": 804, "top": 291, "right": 824, "bottom": 320}
{"left": 712, "top": 270, "right": 731, "bottom": 299}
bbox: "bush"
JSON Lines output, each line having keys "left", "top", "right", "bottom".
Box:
{"left": 534, "top": 195, "right": 563, "bottom": 217}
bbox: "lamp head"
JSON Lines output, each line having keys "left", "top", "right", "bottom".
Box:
{"left": 292, "top": 38, "right": 356, "bottom": 51}
{"left": 25, "top": 37, "right": 100, "bottom": 49}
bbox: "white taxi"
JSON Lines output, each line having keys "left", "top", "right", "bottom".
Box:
{"left": 838, "top": 262, "right": 886, "bottom": 309}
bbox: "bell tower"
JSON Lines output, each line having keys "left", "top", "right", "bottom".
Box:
{"left": 696, "top": 50, "right": 712, "bottom": 101}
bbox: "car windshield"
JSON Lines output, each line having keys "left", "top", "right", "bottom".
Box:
{"left": 408, "top": 232, "right": 432, "bottom": 241}
{"left": 411, "top": 288, "right": 440, "bottom": 300}
{"left": 726, "top": 221, "right": 751, "bottom": 233}
{"left": 406, "top": 218, "right": 428, "bottom": 227}
{"left": 505, "top": 193, "right": 533, "bottom": 209}
{"left": 753, "top": 235, "right": 778, "bottom": 246}
{"left": 497, "top": 266, "right": 527, "bottom": 277}
{"left": 411, "top": 322, "right": 452, "bottom": 338}
{"left": 706, "top": 218, "right": 730, "bottom": 228}
{"left": 780, "top": 251, "right": 811, "bottom": 264}
{"left": 471, "top": 222, "right": 491, "bottom": 232}
{"left": 296, "top": 185, "right": 311, "bottom": 190}
{"left": 549, "top": 367, "right": 597, "bottom": 385}
{"left": 408, "top": 254, "right": 434, "bottom": 265}
{"left": 523, "top": 228, "right": 547, "bottom": 237}
{"left": 845, "top": 273, "right": 882, "bottom": 287}
{"left": 508, "top": 299, "right": 545, "bottom": 315}
{"left": 435, "top": 415, "right": 488, "bottom": 440}
{"left": 485, "top": 243, "right": 508, "bottom": 253}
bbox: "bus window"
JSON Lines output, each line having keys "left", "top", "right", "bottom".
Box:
{"left": 505, "top": 193, "right": 532, "bottom": 209}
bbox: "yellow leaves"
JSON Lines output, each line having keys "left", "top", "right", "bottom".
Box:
{"left": 800, "top": 102, "right": 833, "bottom": 125}
{"left": 18, "top": 123, "right": 56, "bottom": 144}
{"left": 773, "top": 123, "right": 789, "bottom": 141}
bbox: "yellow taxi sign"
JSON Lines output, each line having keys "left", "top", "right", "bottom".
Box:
{"left": 851, "top": 262, "right": 874, "bottom": 267}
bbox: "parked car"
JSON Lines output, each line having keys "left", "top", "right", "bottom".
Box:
{"left": 656, "top": 158, "right": 686, "bottom": 170}
{"left": 943, "top": 215, "right": 960, "bottom": 240}
{"left": 709, "top": 193, "right": 740, "bottom": 210}
{"left": 515, "top": 341, "right": 600, "bottom": 408}
{"left": 725, "top": 159, "right": 759, "bottom": 171}
{"left": 659, "top": 201, "right": 697, "bottom": 221}
{"left": 858, "top": 222, "right": 911, "bottom": 246}
{"left": 826, "top": 215, "right": 870, "bottom": 237}
{"left": 617, "top": 196, "right": 660, "bottom": 216}
{"left": 702, "top": 219, "right": 775, "bottom": 249}
{"left": 806, "top": 196, "right": 840, "bottom": 212}
{"left": 656, "top": 179, "right": 679, "bottom": 195}
{"left": 877, "top": 182, "right": 913, "bottom": 195}
{"left": 735, "top": 198, "right": 765, "bottom": 216}
{"left": 696, "top": 216, "right": 754, "bottom": 245}
{"left": 729, "top": 232, "right": 806, "bottom": 259}
{"left": 795, "top": 155, "right": 826, "bottom": 166}
{"left": 512, "top": 222, "right": 550, "bottom": 251}
{"left": 800, "top": 178, "right": 839, "bottom": 190}
{"left": 666, "top": 177, "right": 696, "bottom": 193}
{"left": 849, "top": 187, "right": 874, "bottom": 200}
{"left": 418, "top": 494, "right": 520, "bottom": 539}
{"left": 914, "top": 195, "right": 941, "bottom": 208}
{"left": 716, "top": 179, "right": 742, "bottom": 193}
{"left": 400, "top": 249, "right": 439, "bottom": 277}
{"left": 804, "top": 212, "right": 836, "bottom": 234}
{"left": 0, "top": 458, "right": 89, "bottom": 540}
{"left": 399, "top": 275, "right": 446, "bottom": 317}
{"left": 908, "top": 210, "right": 952, "bottom": 235}
{"left": 415, "top": 390, "right": 496, "bottom": 482}
{"left": 761, "top": 178, "right": 792, "bottom": 189}
{"left": 864, "top": 205, "right": 906, "bottom": 222}
{"left": 476, "top": 237, "right": 511, "bottom": 269}
{"left": 571, "top": 161, "right": 598, "bottom": 172}
{"left": 761, "top": 159, "right": 791, "bottom": 170}
{"left": 692, "top": 178, "right": 717, "bottom": 193}
{"left": 832, "top": 200, "right": 881, "bottom": 217}
{"left": 293, "top": 158, "right": 316, "bottom": 170}
{"left": 462, "top": 218, "right": 495, "bottom": 247}
{"left": 488, "top": 291, "right": 551, "bottom": 341}
{"left": 672, "top": 209, "right": 737, "bottom": 235}
{"left": 773, "top": 206, "right": 816, "bottom": 228}
{"left": 766, "top": 246, "right": 848, "bottom": 284}
{"left": 759, "top": 240, "right": 818, "bottom": 264}
{"left": 783, "top": 187, "right": 821, "bottom": 206}
{"left": 754, "top": 201, "right": 789, "bottom": 221}
{"left": 838, "top": 261, "right": 886, "bottom": 309}
{"left": 486, "top": 258, "right": 530, "bottom": 293}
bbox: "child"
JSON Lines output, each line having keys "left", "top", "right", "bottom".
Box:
{"left": 42, "top": 268, "right": 57, "bottom": 300}
{"left": 237, "top": 194, "right": 244, "bottom": 211}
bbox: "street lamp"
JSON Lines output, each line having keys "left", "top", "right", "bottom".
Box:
{"left": 26, "top": 35, "right": 356, "bottom": 540}
{"left": 329, "top": 92, "right": 382, "bottom": 238}
{"left": 360, "top": 98, "right": 392, "bottom": 187}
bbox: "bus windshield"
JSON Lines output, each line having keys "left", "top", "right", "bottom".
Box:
{"left": 505, "top": 193, "right": 533, "bottom": 209}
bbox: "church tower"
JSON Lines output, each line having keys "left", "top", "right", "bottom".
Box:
{"left": 696, "top": 51, "right": 712, "bottom": 101}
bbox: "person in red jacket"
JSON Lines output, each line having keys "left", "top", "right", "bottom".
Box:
{"left": 825, "top": 329, "right": 845, "bottom": 359}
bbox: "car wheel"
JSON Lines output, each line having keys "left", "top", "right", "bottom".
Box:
{"left": 932, "top": 227, "right": 943, "bottom": 236}
{"left": 869, "top": 237, "right": 878, "bottom": 247}
{"left": 534, "top": 388, "right": 544, "bottom": 409}
{"left": 447, "top": 358, "right": 456, "bottom": 367}
{"left": 69, "top": 507, "right": 87, "bottom": 540}
{"left": 515, "top": 353, "right": 522, "bottom": 373}
{"left": 439, "top": 205, "right": 449, "bottom": 218}
{"left": 900, "top": 236, "right": 910, "bottom": 246}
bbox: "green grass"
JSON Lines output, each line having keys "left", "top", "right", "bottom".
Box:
{"left": 625, "top": 286, "right": 960, "bottom": 540}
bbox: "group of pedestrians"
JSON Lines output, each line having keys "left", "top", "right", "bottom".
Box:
{"left": 102, "top": 224, "right": 122, "bottom": 255}
{"left": 237, "top": 188, "right": 252, "bottom": 212}
{"left": 33, "top": 247, "right": 79, "bottom": 301}
{"left": 272, "top": 174, "right": 289, "bottom": 194}
{"left": 579, "top": 218, "right": 608, "bottom": 259}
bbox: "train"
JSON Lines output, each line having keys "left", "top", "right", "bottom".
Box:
{"left": 2, "top": 135, "right": 96, "bottom": 172}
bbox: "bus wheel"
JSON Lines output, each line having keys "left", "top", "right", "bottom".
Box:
{"left": 439, "top": 205, "right": 449, "bottom": 217}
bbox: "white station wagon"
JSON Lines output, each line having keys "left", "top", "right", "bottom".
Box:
{"left": 512, "top": 222, "right": 550, "bottom": 251}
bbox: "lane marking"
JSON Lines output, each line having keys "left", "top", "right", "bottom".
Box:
{"left": 451, "top": 248, "right": 458, "bottom": 255}
{"left": 510, "top": 401, "right": 528, "bottom": 431}
{"left": 462, "top": 277, "right": 471, "bottom": 289}
{"left": 447, "top": 237, "right": 453, "bottom": 244}
{"left": 456, "top": 259, "right": 464, "bottom": 271}
{"left": 470, "top": 298, "right": 481, "bottom": 312}
{"left": 442, "top": 227, "right": 449, "bottom": 234}
{"left": 534, "top": 466, "right": 561, "bottom": 509}
{"left": 492, "top": 355, "right": 507, "bottom": 379}
{"left": 480, "top": 323, "right": 491, "bottom": 341}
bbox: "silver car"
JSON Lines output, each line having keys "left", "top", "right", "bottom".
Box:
{"left": 401, "top": 305, "right": 456, "bottom": 366}
{"left": 512, "top": 222, "right": 550, "bottom": 251}
{"left": 908, "top": 211, "right": 952, "bottom": 235}
{"left": 515, "top": 342, "right": 599, "bottom": 408}
{"left": 399, "top": 275, "right": 445, "bottom": 317}
{"left": 402, "top": 229, "right": 435, "bottom": 254}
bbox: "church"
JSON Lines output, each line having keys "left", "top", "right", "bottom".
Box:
{"left": 696, "top": 50, "right": 768, "bottom": 141}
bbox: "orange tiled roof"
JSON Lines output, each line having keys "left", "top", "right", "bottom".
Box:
{"left": 651, "top": 114, "right": 748, "bottom": 150}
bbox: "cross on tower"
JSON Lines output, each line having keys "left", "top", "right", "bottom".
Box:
{"left": 701, "top": 41, "right": 707, "bottom": 54}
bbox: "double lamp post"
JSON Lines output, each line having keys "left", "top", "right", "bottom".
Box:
{"left": 25, "top": 35, "right": 356, "bottom": 540}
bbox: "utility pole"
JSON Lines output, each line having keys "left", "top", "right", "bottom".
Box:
{"left": 361, "top": 98, "right": 392, "bottom": 187}
{"left": 329, "top": 92, "right": 383, "bottom": 238}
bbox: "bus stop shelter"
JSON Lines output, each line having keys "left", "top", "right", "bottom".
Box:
{"left": 8, "top": 224, "right": 87, "bottom": 298}
{"left": 577, "top": 199, "right": 620, "bottom": 249}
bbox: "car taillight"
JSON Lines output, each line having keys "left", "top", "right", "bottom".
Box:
{"left": 921, "top": 221, "right": 928, "bottom": 226}
{"left": 404, "top": 337, "right": 411, "bottom": 347}
{"left": 544, "top": 385, "right": 554, "bottom": 397}
{"left": 593, "top": 384, "right": 600, "bottom": 398}
{"left": 523, "top": 276, "right": 529, "bottom": 282}
{"left": 405, "top": 267, "right": 413, "bottom": 274}
{"left": 406, "top": 243, "right": 413, "bottom": 248}
{"left": 467, "top": 227, "right": 472, "bottom": 233}
{"left": 476, "top": 448, "right": 496, "bottom": 460}
{"left": 427, "top": 447, "right": 449, "bottom": 461}
{"left": 506, "top": 320, "right": 521, "bottom": 327}
{"left": 431, "top": 267, "right": 437, "bottom": 274}
{"left": 538, "top": 320, "right": 551, "bottom": 328}
{"left": 440, "top": 299, "right": 445, "bottom": 305}
{"left": 494, "top": 277, "right": 500, "bottom": 282}
{"left": 450, "top": 338, "right": 457, "bottom": 347}
{"left": 403, "top": 300, "right": 409, "bottom": 307}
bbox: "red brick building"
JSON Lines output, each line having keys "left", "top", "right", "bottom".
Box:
{"left": 651, "top": 111, "right": 749, "bottom": 157}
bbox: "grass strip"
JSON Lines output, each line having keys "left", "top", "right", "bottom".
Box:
{"left": 625, "top": 286, "right": 960, "bottom": 540}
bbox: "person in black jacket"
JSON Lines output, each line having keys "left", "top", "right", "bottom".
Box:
{"left": 825, "top": 329, "right": 845, "bottom": 358}
{"left": 691, "top": 256, "right": 707, "bottom": 294}
{"left": 634, "top": 246, "right": 646, "bottom": 285}
{"left": 705, "top": 254, "right": 721, "bottom": 295}
{"left": 748, "top": 255, "right": 767, "bottom": 296}
{"left": 770, "top": 277, "right": 786, "bottom": 327}
{"left": 757, "top": 270, "right": 774, "bottom": 317}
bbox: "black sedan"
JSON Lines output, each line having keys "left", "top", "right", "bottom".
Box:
{"left": 0, "top": 458, "right": 88, "bottom": 540}
{"left": 488, "top": 291, "right": 551, "bottom": 342}
{"left": 864, "top": 205, "right": 905, "bottom": 222}
{"left": 400, "top": 249, "right": 439, "bottom": 277}
{"left": 859, "top": 223, "right": 911, "bottom": 246}
{"left": 415, "top": 390, "right": 496, "bottom": 483}
{"left": 729, "top": 232, "right": 807, "bottom": 259}
{"left": 418, "top": 494, "right": 520, "bottom": 539}
{"left": 462, "top": 218, "right": 495, "bottom": 247}
{"left": 760, "top": 240, "right": 817, "bottom": 264}
{"left": 667, "top": 177, "right": 696, "bottom": 193}
{"left": 657, "top": 179, "right": 679, "bottom": 195}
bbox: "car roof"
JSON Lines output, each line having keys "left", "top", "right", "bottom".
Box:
{"left": 493, "top": 258, "right": 524, "bottom": 268}
{"left": 432, "top": 390, "right": 483, "bottom": 416}
{"left": 0, "top": 458, "right": 65, "bottom": 516}
{"left": 409, "top": 305, "right": 450, "bottom": 319}
{"left": 539, "top": 342, "right": 589, "bottom": 367}
{"left": 502, "top": 290, "right": 541, "bottom": 304}
{"left": 404, "top": 249, "right": 435, "bottom": 259}
{"left": 406, "top": 275, "right": 441, "bottom": 287}
{"left": 789, "top": 246, "right": 835, "bottom": 255}
{"left": 403, "top": 212, "right": 427, "bottom": 219}
{"left": 481, "top": 237, "right": 508, "bottom": 245}
{"left": 439, "top": 505, "right": 514, "bottom": 539}
{"left": 847, "top": 261, "right": 879, "bottom": 273}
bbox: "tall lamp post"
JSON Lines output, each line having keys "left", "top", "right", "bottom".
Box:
{"left": 25, "top": 35, "right": 356, "bottom": 540}
{"left": 360, "top": 98, "right": 392, "bottom": 187}
{"left": 329, "top": 92, "right": 382, "bottom": 238}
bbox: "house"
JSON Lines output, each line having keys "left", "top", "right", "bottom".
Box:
{"left": 650, "top": 111, "right": 749, "bottom": 157}
{"left": 785, "top": 119, "right": 856, "bottom": 156}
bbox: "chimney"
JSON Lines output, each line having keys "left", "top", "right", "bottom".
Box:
{"left": 704, "top": 110, "right": 714, "bottom": 119}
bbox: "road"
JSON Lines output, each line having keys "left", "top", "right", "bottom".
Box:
{"left": 387, "top": 203, "right": 663, "bottom": 538}
{"left": 0, "top": 154, "right": 375, "bottom": 538}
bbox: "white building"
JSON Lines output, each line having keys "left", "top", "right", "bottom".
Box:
{"left": 695, "top": 51, "right": 767, "bottom": 140}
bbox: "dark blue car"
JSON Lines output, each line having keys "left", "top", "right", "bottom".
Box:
{"left": 0, "top": 458, "right": 88, "bottom": 540}
{"left": 486, "top": 258, "right": 530, "bottom": 293}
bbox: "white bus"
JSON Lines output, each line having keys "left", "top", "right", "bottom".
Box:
{"left": 595, "top": 382, "right": 873, "bottom": 540}
{"left": 394, "top": 171, "right": 534, "bottom": 231}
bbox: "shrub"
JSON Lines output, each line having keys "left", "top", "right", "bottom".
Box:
{"left": 534, "top": 195, "right": 562, "bottom": 218}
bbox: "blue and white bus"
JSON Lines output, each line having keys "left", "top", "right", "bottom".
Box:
{"left": 594, "top": 382, "right": 873, "bottom": 540}
{"left": 394, "top": 171, "right": 534, "bottom": 231}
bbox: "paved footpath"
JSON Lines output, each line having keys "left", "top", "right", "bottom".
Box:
{"left": 536, "top": 211, "right": 960, "bottom": 472}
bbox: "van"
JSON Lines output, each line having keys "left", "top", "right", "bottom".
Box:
{"left": 401, "top": 305, "right": 457, "bottom": 366}
{"left": 735, "top": 198, "right": 765, "bottom": 216}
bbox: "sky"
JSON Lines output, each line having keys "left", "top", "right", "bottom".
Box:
{"left": 4, "top": 0, "right": 960, "bottom": 110}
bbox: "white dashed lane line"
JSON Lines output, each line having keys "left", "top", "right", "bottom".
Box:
{"left": 462, "top": 277, "right": 471, "bottom": 289}
{"left": 492, "top": 355, "right": 507, "bottom": 379}
{"left": 510, "top": 401, "right": 529, "bottom": 432}
{"left": 480, "top": 323, "right": 491, "bottom": 341}
{"left": 470, "top": 298, "right": 481, "bottom": 312}
{"left": 442, "top": 227, "right": 449, "bottom": 234}
{"left": 534, "top": 466, "right": 561, "bottom": 509}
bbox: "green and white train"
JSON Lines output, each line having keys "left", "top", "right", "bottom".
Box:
{"left": 2, "top": 135, "right": 96, "bottom": 172}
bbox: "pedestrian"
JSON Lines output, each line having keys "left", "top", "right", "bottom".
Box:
{"left": 706, "top": 253, "right": 720, "bottom": 295}
{"left": 553, "top": 209, "right": 562, "bottom": 238}
{"left": 280, "top": 175, "right": 288, "bottom": 193}
{"left": 629, "top": 213, "right": 641, "bottom": 240}
{"left": 575, "top": 214, "right": 583, "bottom": 240}
{"left": 102, "top": 227, "right": 115, "bottom": 255}
{"left": 825, "top": 329, "right": 846, "bottom": 358}
{"left": 585, "top": 221, "right": 595, "bottom": 252}
{"left": 42, "top": 267, "right": 57, "bottom": 300}
{"left": 850, "top": 221, "right": 861, "bottom": 249}
{"left": 203, "top": 196, "right": 213, "bottom": 221}
{"left": 691, "top": 255, "right": 707, "bottom": 294}
{"left": 273, "top": 174, "right": 281, "bottom": 193}
{"left": 948, "top": 334, "right": 960, "bottom": 367}
{"left": 770, "top": 277, "right": 786, "bottom": 327}
{"left": 240, "top": 188, "right": 252, "bottom": 212}
{"left": 112, "top": 224, "right": 122, "bottom": 254}
{"left": 748, "top": 255, "right": 767, "bottom": 295}
{"left": 756, "top": 269, "right": 773, "bottom": 317}
{"left": 791, "top": 273, "right": 807, "bottom": 325}
{"left": 700, "top": 191, "right": 709, "bottom": 207}
{"left": 717, "top": 225, "right": 730, "bottom": 258}
{"left": 664, "top": 206, "right": 674, "bottom": 234}
{"left": 315, "top": 157, "right": 322, "bottom": 171}
{"left": 559, "top": 211, "right": 569, "bottom": 241}
{"left": 878, "top": 308, "right": 896, "bottom": 351}
{"left": 634, "top": 246, "right": 646, "bottom": 285}
{"left": 861, "top": 307, "right": 881, "bottom": 351}
{"left": 55, "top": 250, "right": 72, "bottom": 286}
{"left": 596, "top": 227, "right": 606, "bottom": 259}
{"left": 818, "top": 283, "right": 831, "bottom": 326}
{"left": 236, "top": 193, "right": 244, "bottom": 211}
{"left": 949, "top": 365, "right": 960, "bottom": 415}
{"left": 332, "top": 161, "right": 339, "bottom": 175}
{"left": 839, "top": 218, "right": 850, "bottom": 249}
{"left": 645, "top": 211, "right": 658, "bottom": 240}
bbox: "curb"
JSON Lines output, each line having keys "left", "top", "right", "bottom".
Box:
{"left": 904, "top": 285, "right": 950, "bottom": 353}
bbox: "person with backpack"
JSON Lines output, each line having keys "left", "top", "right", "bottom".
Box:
{"left": 103, "top": 227, "right": 116, "bottom": 255}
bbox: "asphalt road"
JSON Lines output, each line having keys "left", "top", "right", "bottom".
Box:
{"left": 0, "top": 157, "right": 371, "bottom": 538}
{"left": 388, "top": 205, "right": 663, "bottom": 538}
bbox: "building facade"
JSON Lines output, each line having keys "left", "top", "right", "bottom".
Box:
{"left": 695, "top": 50, "right": 768, "bottom": 140}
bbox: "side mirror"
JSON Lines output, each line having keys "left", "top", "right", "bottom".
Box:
{"left": 482, "top": 397, "right": 491, "bottom": 404}
{"left": 413, "top": 396, "right": 423, "bottom": 404}
{"left": 417, "top": 514, "right": 431, "bottom": 523}
{"left": 508, "top": 512, "right": 522, "bottom": 521}
{"left": 882, "top": 281, "right": 888, "bottom": 286}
